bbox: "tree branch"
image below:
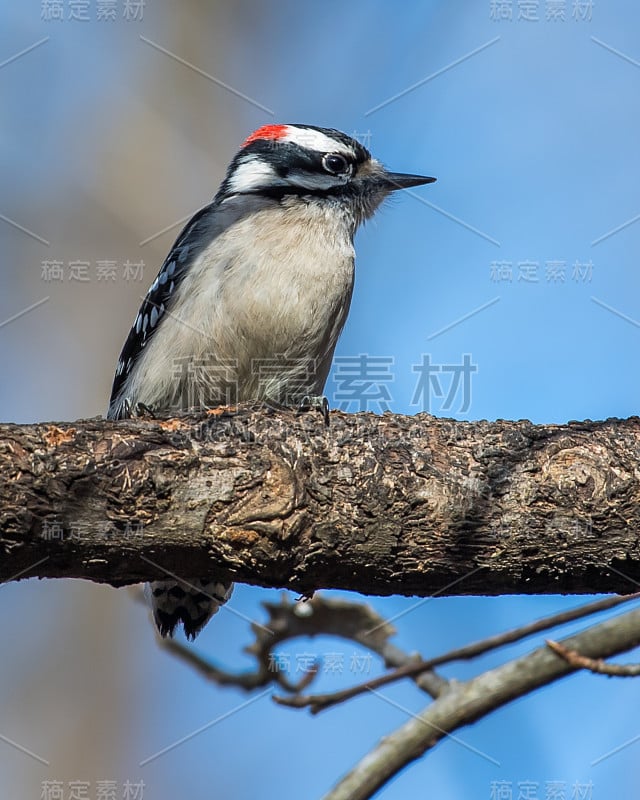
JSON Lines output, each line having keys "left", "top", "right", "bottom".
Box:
{"left": 146, "top": 592, "right": 446, "bottom": 699}
{"left": 321, "top": 605, "right": 640, "bottom": 800}
{"left": 274, "top": 592, "right": 640, "bottom": 713}
{"left": 3, "top": 408, "right": 640, "bottom": 595}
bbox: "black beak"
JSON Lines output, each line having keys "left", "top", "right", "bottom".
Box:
{"left": 383, "top": 172, "right": 436, "bottom": 191}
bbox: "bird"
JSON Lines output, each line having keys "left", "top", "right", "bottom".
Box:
{"left": 107, "top": 123, "right": 435, "bottom": 640}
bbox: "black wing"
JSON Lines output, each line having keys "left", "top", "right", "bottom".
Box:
{"left": 107, "top": 204, "right": 216, "bottom": 419}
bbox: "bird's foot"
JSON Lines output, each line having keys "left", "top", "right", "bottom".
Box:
{"left": 122, "top": 398, "right": 156, "bottom": 419}
{"left": 297, "top": 395, "right": 330, "bottom": 427}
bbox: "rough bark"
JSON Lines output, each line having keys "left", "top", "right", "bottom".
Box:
{"left": 1, "top": 407, "right": 640, "bottom": 595}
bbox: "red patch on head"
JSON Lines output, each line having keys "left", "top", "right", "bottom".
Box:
{"left": 242, "top": 124, "right": 288, "bottom": 148}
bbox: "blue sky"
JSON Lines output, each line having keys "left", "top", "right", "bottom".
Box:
{"left": 1, "top": 1, "right": 639, "bottom": 798}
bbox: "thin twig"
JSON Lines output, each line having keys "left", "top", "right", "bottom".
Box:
{"left": 546, "top": 639, "right": 640, "bottom": 676}
{"left": 157, "top": 637, "right": 268, "bottom": 688}
{"left": 138, "top": 592, "right": 447, "bottom": 697}
{"left": 275, "top": 592, "right": 640, "bottom": 713}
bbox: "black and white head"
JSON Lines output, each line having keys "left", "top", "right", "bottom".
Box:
{"left": 215, "top": 124, "right": 435, "bottom": 227}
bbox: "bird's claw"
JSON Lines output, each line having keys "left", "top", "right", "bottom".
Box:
{"left": 135, "top": 402, "right": 156, "bottom": 418}
{"left": 298, "top": 395, "right": 330, "bottom": 427}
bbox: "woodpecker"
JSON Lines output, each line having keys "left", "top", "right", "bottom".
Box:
{"left": 107, "top": 123, "right": 435, "bottom": 640}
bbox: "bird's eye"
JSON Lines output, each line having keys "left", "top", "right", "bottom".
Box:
{"left": 322, "top": 153, "right": 350, "bottom": 175}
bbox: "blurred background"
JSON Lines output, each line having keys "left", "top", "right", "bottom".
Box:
{"left": 2, "top": 0, "right": 639, "bottom": 797}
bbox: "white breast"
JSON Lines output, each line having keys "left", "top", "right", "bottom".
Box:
{"left": 124, "top": 199, "right": 355, "bottom": 410}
